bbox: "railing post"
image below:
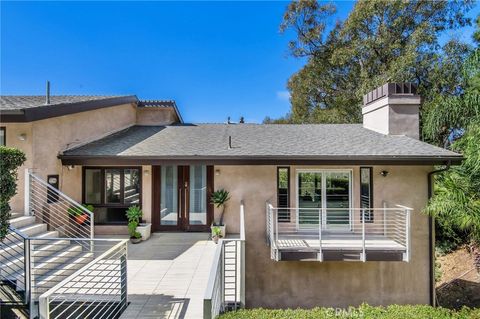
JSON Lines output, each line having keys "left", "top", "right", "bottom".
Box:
{"left": 404, "top": 208, "right": 411, "bottom": 262}
{"left": 24, "top": 168, "right": 31, "bottom": 216}
{"left": 361, "top": 217, "right": 366, "bottom": 262}
{"left": 318, "top": 208, "right": 323, "bottom": 262}
{"left": 240, "top": 240, "right": 245, "bottom": 308}
{"left": 24, "top": 238, "right": 33, "bottom": 313}
{"left": 120, "top": 246, "right": 128, "bottom": 313}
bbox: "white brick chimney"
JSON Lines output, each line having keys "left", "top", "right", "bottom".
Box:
{"left": 362, "top": 83, "right": 421, "bottom": 139}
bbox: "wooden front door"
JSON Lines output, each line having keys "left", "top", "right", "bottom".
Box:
{"left": 152, "top": 165, "right": 213, "bottom": 231}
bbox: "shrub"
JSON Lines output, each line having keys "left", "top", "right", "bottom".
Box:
{"left": 218, "top": 304, "right": 480, "bottom": 319}
{"left": 126, "top": 205, "right": 142, "bottom": 238}
{"left": 0, "top": 146, "right": 26, "bottom": 240}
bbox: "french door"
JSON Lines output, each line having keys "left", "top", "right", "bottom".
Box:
{"left": 296, "top": 170, "right": 352, "bottom": 231}
{"left": 152, "top": 165, "right": 213, "bottom": 231}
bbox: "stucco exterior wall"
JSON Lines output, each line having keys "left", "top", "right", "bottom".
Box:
{"left": 214, "top": 165, "right": 432, "bottom": 308}
{"left": 5, "top": 103, "right": 137, "bottom": 212}
{"left": 136, "top": 108, "right": 178, "bottom": 125}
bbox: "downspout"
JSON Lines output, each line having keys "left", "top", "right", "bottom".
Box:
{"left": 427, "top": 161, "right": 451, "bottom": 307}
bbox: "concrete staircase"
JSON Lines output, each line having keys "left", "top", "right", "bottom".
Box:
{"left": 1, "top": 212, "right": 93, "bottom": 301}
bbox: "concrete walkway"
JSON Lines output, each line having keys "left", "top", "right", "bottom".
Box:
{"left": 119, "top": 233, "right": 216, "bottom": 319}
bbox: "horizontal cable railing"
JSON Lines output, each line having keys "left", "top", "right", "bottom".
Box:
{"left": 266, "top": 203, "right": 412, "bottom": 262}
{"left": 26, "top": 170, "right": 94, "bottom": 248}
{"left": 38, "top": 239, "right": 128, "bottom": 319}
{"left": 0, "top": 226, "right": 28, "bottom": 302}
{"left": 204, "top": 201, "right": 246, "bottom": 319}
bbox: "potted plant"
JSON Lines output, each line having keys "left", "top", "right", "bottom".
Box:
{"left": 211, "top": 226, "right": 222, "bottom": 244}
{"left": 68, "top": 204, "right": 93, "bottom": 225}
{"left": 126, "top": 205, "right": 143, "bottom": 244}
{"left": 128, "top": 206, "right": 152, "bottom": 241}
{"left": 210, "top": 189, "right": 230, "bottom": 238}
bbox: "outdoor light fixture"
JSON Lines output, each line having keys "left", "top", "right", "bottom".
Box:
{"left": 215, "top": 169, "right": 221, "bottom": 176}
{"left": 17, "top": 133, "right": 27, "bottom": 141}
{"left": 380, "top": 170, "right": 389, "bottom": 177}
{"left": 67, "top": 165, "right": 75, "bottom": 170}
{"left": 144, "top": 170, "right": 150, "bottom": 176}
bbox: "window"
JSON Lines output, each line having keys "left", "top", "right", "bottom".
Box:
{"left": 360, "top": 167, "right": 374, "bottom": 222}
{"left": 277, "top": 167, "right": 290, "bottom": 222}
{"left": 83, "top": 167, "right": 142, "bottom": 224}
{"left": 0, "top": 127, "right": 5, "bottom": 146}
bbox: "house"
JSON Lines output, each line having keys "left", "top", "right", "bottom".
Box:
{"left": 0, "top": 83, "right": 462, "bottom": 317}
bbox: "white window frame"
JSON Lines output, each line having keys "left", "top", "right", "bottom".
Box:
{"left": 295, "top": 169, "right": 353, "bottom": 231}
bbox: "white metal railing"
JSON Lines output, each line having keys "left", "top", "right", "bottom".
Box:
{"left": 38, "top": 239, "right": 128, "bottom": 319}
{"left": 266, "top": 202, "right": 412, "bottom": 262}
{"left": 204, "top": 201, "right": 246, "bottom": 319}
{"left": 26, "top": 169, "right": 94, "bottom": 245}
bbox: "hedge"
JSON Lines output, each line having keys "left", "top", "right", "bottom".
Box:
{"left": 0, "top": 146, "right": 26, "bottom": 239}
{"left": 218, "top": 304, "right": 480, "bottom": 319}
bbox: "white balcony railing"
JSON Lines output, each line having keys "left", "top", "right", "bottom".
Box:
{"left": 204, "top": 201, "right": 246, "bottom": 319}
{"left": 266, "top": 202, "right": 411, "bottom": 262}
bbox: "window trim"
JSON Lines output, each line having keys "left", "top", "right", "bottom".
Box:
{"left": 360, "top": 167, "right": 374, "bottom": 223}
{"left": 82, "top": 166, "right": 142, "bottom": 208}
{"left": 0, "top": 127, "right": 6, "bottom": 146}
{"left": 277, "top": 166, "right": 290, "bottom": 222}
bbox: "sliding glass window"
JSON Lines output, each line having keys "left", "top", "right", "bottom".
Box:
{"left": 84, "top": 167, "right": 142, "bottom": 224}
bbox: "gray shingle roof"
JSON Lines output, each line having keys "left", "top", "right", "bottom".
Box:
{"left": 0, "top": 95, "right": 129, "bottom": 110}
{"left": 61, "top": 124, "right": 462, "bottom": 163}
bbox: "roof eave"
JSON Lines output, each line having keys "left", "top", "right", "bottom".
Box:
{"left": 0, "top": 96, "right": 139, "bottom": 123}
{"left": 58, "top": 154, "right": 463, "bottom": 166}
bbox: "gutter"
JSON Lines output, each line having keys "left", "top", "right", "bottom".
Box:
{"left": 427, "top": 161, "right": 451, "bottom": 307}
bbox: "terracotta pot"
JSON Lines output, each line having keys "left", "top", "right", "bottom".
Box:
{"left": 74, "top": 213, "right": 88, "bottom": 225}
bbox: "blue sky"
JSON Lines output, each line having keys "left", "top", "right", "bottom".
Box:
{"left": 1, "top": 1, "right": 478, "bottom": 123}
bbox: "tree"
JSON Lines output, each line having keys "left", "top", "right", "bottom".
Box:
{"left": 424, "top": 45, "right": 480, "bottom": 269}
{"left": 268, "top": 0, "right": 473, "bottom": 124}
{"left": 0, "top": 147, "right": 26, "bottom": 240}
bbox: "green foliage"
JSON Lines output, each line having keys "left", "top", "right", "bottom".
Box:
{"left": 126, "top": 206, "right": 143, "bottom": 238}
{"left": 218, "top": 304, "right": 480, "bottom": 319}
{"left": 268, "top": 0, "right": 474, "bottom": 124}
{"left": 211, "top": 226, "right": 222, "bottom": 237}
{"left": 0, "top": 146, "right": 26, "bottom": 240}
{"left": 67, "top": 204, "right": 94, "bottom": 217}
{"left": 211, "top": 189, "right": 231, "bottom": 226}
{"left": 210, "top": 189, "right": 231, "bottom": 208}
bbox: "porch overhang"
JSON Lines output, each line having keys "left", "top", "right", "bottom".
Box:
{"left": 58, "top": 155, "right": 462, "bottom": 166}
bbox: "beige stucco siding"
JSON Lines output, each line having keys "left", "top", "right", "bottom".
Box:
{"left": 214, "top": 165, "right": 431, "bottom": 308}
{"left": 136, "top": 108, "right": 178, "bottom": 125}
{"left": 5, "top": 103, "right": 137, "bottom": 212}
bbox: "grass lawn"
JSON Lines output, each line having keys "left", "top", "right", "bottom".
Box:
{"left": 219, "top": 304, "right": 480, "bottom": 319}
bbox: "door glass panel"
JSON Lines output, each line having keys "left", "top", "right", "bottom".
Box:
{"left": 189, "top": 165, "right": 207, "bottom": 225}
{"left": 105, "top": 169, "right": 121, "bottom": 203}
{"left": 161, "top": 166, "right": 178, "bottom": 225}
{"left": 325, "top": 171, "right": 350, "bottom": 229}
{"left": 297, "top": 172, "right": 322, "bottom": 229}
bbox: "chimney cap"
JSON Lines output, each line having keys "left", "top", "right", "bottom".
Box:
{"left": 363, "top": 83, "right": 417, "bottom": 106}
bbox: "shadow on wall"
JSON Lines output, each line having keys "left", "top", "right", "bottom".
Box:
{"left": 437, "top": 278, "right": 480, "bottom": 309}
{"left": 121, "top": 294, "right": 190, "bottom": 319}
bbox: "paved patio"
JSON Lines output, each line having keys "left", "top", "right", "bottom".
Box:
{"left": 118, "top": 232, "right": 216, "bottom": 319}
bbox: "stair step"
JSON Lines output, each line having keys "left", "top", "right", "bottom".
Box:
{"left": 32, "top": 245, "right": 84, "bottom": 276}
{"left": 9, "top": 211, "right": 24, "bottom": 219}
{"left": 8, "top": 223, "right": 47, "bottom": 239}
{"left": 9, "top": 216, "right": 36, "bottom": 229}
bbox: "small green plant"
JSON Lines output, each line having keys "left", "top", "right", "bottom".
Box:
{"left": 126, "top": 206, "right": 143, "bottom": 238}
{"left": 212, "top": 226, "right": 222, "bottom": 238}
{"left": 68, "top": 204, "right": 94, "bottom": 217}
{"left": 210, "top": 189, "right": 231, "bottom": 225}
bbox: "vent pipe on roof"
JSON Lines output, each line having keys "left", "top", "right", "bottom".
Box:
{"left": 228, "top": 136, "right": 232, "bottom": 149}
{"left": 45, "top": 80, "right": 51, "bottom": 105}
